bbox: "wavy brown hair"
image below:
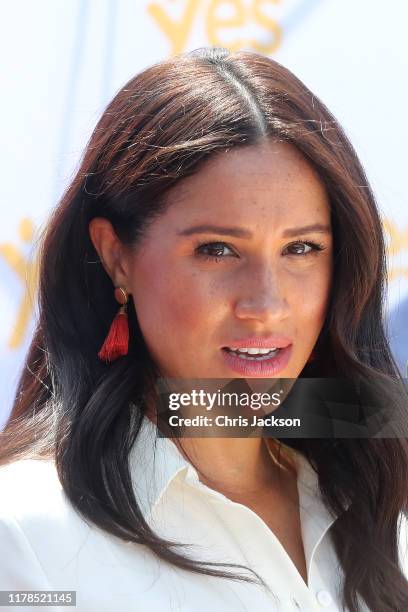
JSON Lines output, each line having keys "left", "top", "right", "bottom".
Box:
{"left": 1, "top": 47, "right": 408, "bottom": 611}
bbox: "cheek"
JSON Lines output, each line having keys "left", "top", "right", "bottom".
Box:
{"left": 289, "top": 263, "right": 332, "bottom": 331}
{"left": 299, "top": 291, "right": 329, "bottom": 328}
{"left": 129, "top": 260, "right": 220, "bottom": 346}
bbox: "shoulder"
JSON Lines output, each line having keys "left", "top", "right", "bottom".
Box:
{"left": 0, "top": 458, "right": 172, "bottom": 599}
{"left": 0, "top": 457, "right": 91, "bottom": 532}
{"left": 0, "top": 459, "right": 92, "bottom": 588}
{"left": 0, "top": 458, "right": 69, "bottom": 522}
{"left": 0, "top": 457, "right": 61, "bottom": 492}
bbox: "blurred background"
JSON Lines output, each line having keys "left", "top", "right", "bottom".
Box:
{"left": 1, "top": 0, "right": 407, "bottom": 428}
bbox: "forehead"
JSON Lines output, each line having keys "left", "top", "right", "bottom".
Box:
{"left": 162, "top": 140, "right": 330, "bottom": 229}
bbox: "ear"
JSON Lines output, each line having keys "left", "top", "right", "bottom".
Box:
{"left": 88, "top": 217, "right": 131, "bottom": 292}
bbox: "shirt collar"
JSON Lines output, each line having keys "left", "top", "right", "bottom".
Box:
{"left": 129, "top": 415, "right": 340, "bottom": 566}
{"left": 129, "top": 415, "right": 191, "bottom": 518}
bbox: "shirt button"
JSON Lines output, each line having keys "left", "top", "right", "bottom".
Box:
{"left": 291, "top": 598, "right": 301, "bottom": 609}
{"left": 316, "top": 590, "right": 333, "bottom": 607}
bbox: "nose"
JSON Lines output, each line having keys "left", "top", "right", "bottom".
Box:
{"left": 233, "top": 263, "right": 290, "bottom": 323}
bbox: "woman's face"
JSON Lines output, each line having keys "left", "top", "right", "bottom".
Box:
{"left": 123, "top": 140, "right": 333, "bottom": 379}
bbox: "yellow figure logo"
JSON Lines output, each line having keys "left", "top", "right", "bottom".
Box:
{"left": 0, "top": 218, "right": 39, "bottom": 350}
{"left": 383, "top": 218, "right": 408, "bottom": 281}
{"left": 148, "top": 0, "right": 282, "bottom": 56}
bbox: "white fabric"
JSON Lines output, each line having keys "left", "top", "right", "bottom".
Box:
{"left": 0, "top": 415, "right": 406, "bottom": 611}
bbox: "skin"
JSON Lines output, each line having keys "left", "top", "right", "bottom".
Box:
{"left": 89, "top": 140, "right": 333, "bottom": 584}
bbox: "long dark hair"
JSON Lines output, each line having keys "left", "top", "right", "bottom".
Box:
{"left": 2, "top": 47, "right": 408, "bottom": 611}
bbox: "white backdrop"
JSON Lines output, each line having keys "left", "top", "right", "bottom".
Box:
{"left": 1, "top": 0, "right": 407, "bottom": 428}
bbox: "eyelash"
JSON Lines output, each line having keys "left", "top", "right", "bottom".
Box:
{"left": 195, "top": 240, "right": 325, "bottom": 263}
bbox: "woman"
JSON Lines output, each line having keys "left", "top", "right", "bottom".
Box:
{"left": 0, "top": 47, "right": 407, "bottom": 611}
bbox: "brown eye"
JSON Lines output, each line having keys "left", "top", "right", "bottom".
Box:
{"left": 196, "top": 242, "right": 236, "bottom": 261}
{"left": 283, "top": 241, "right": 324, "bottom": 256}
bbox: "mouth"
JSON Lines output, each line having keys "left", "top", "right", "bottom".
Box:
{"left": 223, "top": 347, "right": 281, "bottom": 361}
{"left": 221, "top": 345, "right": 293, "bottom": 376}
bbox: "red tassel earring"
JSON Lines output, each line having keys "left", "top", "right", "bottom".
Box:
{"left": 98, "top": 287, "right": 129, "bottom": 363}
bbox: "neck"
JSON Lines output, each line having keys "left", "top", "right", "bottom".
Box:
{"left": 145, "top": 401, "right": 297, "bottom": 499}
{"left": 174, "top": 436, "right": 296, "bottom": 499}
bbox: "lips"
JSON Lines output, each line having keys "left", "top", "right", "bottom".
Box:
{"left": 222, "top": 335, "right": 292, "bottom": 350}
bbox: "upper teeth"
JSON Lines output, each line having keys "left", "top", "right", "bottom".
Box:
{"left": 228, "top": 347, "right": 277, "bottom": 354}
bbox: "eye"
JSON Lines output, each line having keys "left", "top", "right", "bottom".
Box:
{"left": 195, "top": 241, "right": 237, "bottom": 263}
{"left": 283, "top": 241, "right": 325, "bottom": 256}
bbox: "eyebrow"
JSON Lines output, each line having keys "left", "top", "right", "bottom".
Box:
{"left": 177, "top": 223, "right": 331, "bottom": 239}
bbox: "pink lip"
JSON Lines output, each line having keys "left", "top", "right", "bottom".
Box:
{"left": 222, "top": 335, "right": 292, "bottom": 349}
{"left": 221, "top": 345, "right": 293, "bottom": 377}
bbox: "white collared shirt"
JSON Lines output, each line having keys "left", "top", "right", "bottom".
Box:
{"left": 0, "top": 415, "right": 406, "bottom": 611}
